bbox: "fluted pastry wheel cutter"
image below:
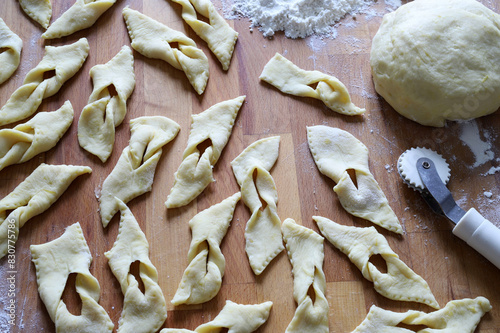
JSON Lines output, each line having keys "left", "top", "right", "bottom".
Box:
{"left": 398, "top": 147, "right": 500, "bottom": 269}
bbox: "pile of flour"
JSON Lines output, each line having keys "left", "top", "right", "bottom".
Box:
{"left": 228, "top": 0, "right": 401, "bottom": 38}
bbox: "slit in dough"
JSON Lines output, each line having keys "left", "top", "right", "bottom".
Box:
{"left": 314, "top": 216, "right": 439, "bottom": 309}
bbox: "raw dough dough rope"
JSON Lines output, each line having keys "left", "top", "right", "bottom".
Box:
{"left": 123, "top": 6, "right": 209, "bottom": 95}
{"left": 0, "top": 163, "right": 92, "bottom": 259}
{"left": 282, "top": 218, "right": 329, "bottom": 333}
{"left": 314, "top": 216, "right": 440, "bottom": 309}
{"left": 166, "top": 96, "right": 244, "bottom": 208}
{"left": 18, "top": 0, "right": 52, "bottom": 29}
{"left": 231, "top": 136, "right": 283, "bottom": 275}
{"left": 0, "top": 38, "right": 89, "bottom": 127}
{"left": 42, "top": 0, "right": 117, "bottom": 39}
{"left": 352, "top": 297, "right": 491, "bottom": 333}
{"left": 78, "top": 45, "right": 135, "bottom": 163}
{"left": 307, "top": 125, "right": 402, "bottom": 234}
{"left": 30, "top": 223, "right": 114, "bottom": 333}
{"left": 0, "top": 18, "right": 22, "bottom": 85}
{"left": 171, "top": 0, "right": 238, "bottom": 70}
{"left": 260, "top": 53, "right": 365, "bottom": 116}
{"left": 105, "top": 199, "right": 167, "bottom": 333}
{"left": 0, "top": 100, "right": 73, "bottom": 172}
{"left": 160, "top": 300, "right": 273, "bottom": 333}
{"left": 172, "top": 192, "right": 241, "bottom": 305}
{"left": 99, "top": 116, "right": 180, "bottom": 227}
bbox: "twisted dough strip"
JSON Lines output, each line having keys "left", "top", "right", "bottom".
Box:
{"left": 0, "top": 38, "right": 89, "bottom": 126}
{"left": 0, "top": 101, "right": 73, "bottom": 171}
{"left": 314, "top": 216, "right": 439, "bottom": 309}
{"left": 30, "top": 223, "right": 114, "bottom": 333}
{"left": 161, "top": 300, "right": 273, "bottom": 333}
{"left": 307, "top": 125, "right": 402, "bottom": 234}
{"left": 18, "top": 0, "right": 52, "bottom": 28}
{"left": 282, "top": 218, "right": 329, "bottom": 333}
{"left": 231, "top": 136, "right": 283, "bottom": 275}
{"left": 0, "top": 163, "right": 91, "bottom": 259}
{"left": 99, "top": 116, "right": 180, "bottom": 227}
{"left": 166, "top": 96, "right": 244, "bottom": 208}
{"left": 105, "top": 200, "right": 167, "bottom": 333}
{"left": 260, "top": 53, "right": 365, "bottom": 115}
{"left": 352, "top": 297, "right": 491, "bottom": 333}
{"left": 123, "top": 6, "right": 209, "bottom": 95}
{"left": 78, "top": 46, "right": 135, "bottom": 162}
{"left": 42, "top": 0, "right": 117, "bottom": 39}
{"left": 0, "top": 18, "right": 22, "bottom": 84}
{"left": 171, "top": 0, "right": 238, "bottom": 70}
{"left": 172, "top": 192, "right": 241, "bottom": 305}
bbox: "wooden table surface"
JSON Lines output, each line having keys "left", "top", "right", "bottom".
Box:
{"left": 1, "top": 0, "right": 500, "bottom": 332}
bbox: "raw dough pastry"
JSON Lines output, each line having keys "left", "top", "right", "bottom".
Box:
{"left": 307, "top": 125, "right": 402, "bottom": 234}
{"left": 166, "top": 96, "right": 244, "bottom": 208}
{"left": 171, "top": 0, "right": 238, "bottom": 70}
{"left": 30, "top": 223, "right": 114, "bottom": 333}
{"left": 314, "top": 216, "right": 439, "bottom": 309}
{"left": 172, "top": 192, "right": 241, "bottom": 305}
{"left": 0, "top": 100, "right": 73, "bottom": 171}
{"left": 78, "top": 45, "right": 135, "bottom": 162}
{"left": 19, "top": 0, "right": 52, "bottom": 28}
{"left": 260, "top": 53, "right": 365, "bottom": 116}
{"left": 105, "top": 199, "right": 167, "bottom": 333}
{"left": 99, "top": 116, "right": 180, "bottom": 227}
{"left": 42, "top": 0, "right": 117, "bottom": 39}
{"left": 370, "top": 0, "right": 500, "bottom": 127}
{"left": 0, "top": 38, "right": 89, "bottom": 126}
{"left": 0, "top": 18, "right": 23, "bottom": 85}
{"left": 282, "top": 218, "right": 329, "bottom": 333}
{"left": 231, "top": 136, "right": 283, "bottom": 275}
{"left": 352, "top": 297, "right": 491, "bottom": 333}
{"left": 161, "top": 300, "right": 273, "bottom": 333}
{"left": 0, "top": 163, "right": 91, "bottom": 259}
{"left": 123, "top": 6, "right": 209, "bottom": 95}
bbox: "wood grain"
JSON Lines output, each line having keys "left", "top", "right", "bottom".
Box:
{"left": 1, "top": 0, "right": 500, "bottom": 332}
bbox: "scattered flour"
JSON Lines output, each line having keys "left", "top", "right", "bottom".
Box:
{"left": 459, "top": 121, "right": 495, "bottom": 168}
{"left": 227, "top": 0, "right": 401, "bottom": 39}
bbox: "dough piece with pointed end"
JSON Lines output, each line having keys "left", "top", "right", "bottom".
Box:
{"left": 30, "top": 223, "right": 114, "bottom": 333}
{"left": 123, "top": 6, "right": 209, "bottom": 95}
{"left": 231, "top": 136, "right": 283, "bottom": 275}
{"left": 171, "top": 0, "right": 238, "bottom": 70}
{"left": 172, "top": 192, "right": 240, "bottom": 305}
{"left": 352, "top": 297, "right": 491, "bottom": 333}
{"left": 42, "top": 0, "right": 117, "bottom": 39}
{"left": 0, "top": 18, "right": 23, "bottom": 84}
{"left": 0, "top": 38, "right": 89, "bottom": 126}
{"left": 314, "top": 216, "right": 439, "bottom": 309}
{"left": 105, "top": 200, "right": 167, "bottom": 333}
{"left": 99, "top": 116, "right": 180, "bottom": 227}
{"left": 282, "top": 218, "right": 329, "bottom": 333}
{"left": 260, "top": 53, "right": 365, "bottom": 115}
{"left": 166, "top": 96, "right": 244, "bottom": 208}
{"left": 161, "top": 300, "right": 273, "bottom": 333}
{"left": 78, "top": 46, "right": 135, "bottom": 162}
{"left": 307, "top": 125, "right": 402, "bottom": 234}
{"left": 0, "top": 163, "right": 91, "bottom": 259}
{"left": 19, "top": 0, "right": 52, "bottom": 29}
{"left": 0, "top": 101, "right": 73, "bottom": 172}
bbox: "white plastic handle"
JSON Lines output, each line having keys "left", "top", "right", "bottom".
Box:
{"left": 452, "top": 208, "right": 500, "bottom": 270}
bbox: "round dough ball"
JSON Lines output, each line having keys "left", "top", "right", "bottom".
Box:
{"left": 370, "top": 0, "right": 500, "bottom": 127}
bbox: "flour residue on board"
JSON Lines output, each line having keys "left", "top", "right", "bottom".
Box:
{"left": 224, "top": 0, "right": 402, "bottom": 39}
{"left": 459, "top": 121, "right": 496, "bottom": 169}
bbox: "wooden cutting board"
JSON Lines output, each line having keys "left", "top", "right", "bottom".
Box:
{"left": 1, "top": 0, "right": 500, "bottom": 332}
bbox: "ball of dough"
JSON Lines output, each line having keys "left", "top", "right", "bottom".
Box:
{"left": 370, "top": 0, "right": 500, "bottom": 127}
